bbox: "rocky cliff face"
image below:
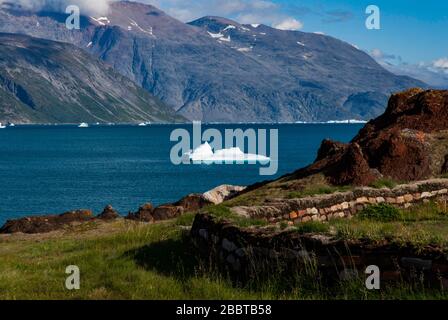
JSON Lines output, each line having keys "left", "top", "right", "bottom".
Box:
{"left": 0, "top": 2, "right": 425, "bottom": 122}
{"left": 0, "top": 33, "right": 184, "bottom": 123}
{"left": 289, "top": 89, "right": 448, "bottom": 185}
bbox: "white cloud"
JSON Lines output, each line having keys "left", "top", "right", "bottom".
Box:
{"left": 433, "top": 58, "right": 448, "bottom": 71}
{"left": 370, "top": 49, "right": 448, "bottom": 88}
{"left": 1, "top": 0, "right": 305, "bottom": 32}
{"left": 370, "top": 48, "right": 383, "bottom": 59}
{"left": 0, "top": 0, "right": 109, "bottom": 15}
{"left": 139, "top": 0, "right": 302, "bottom": 31}
{"left": 273, "top": 18, "right": 303, "bottom": 31}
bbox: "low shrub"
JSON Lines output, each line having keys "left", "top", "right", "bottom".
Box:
{"left": 369, "top": 178, "right": 397, "bottom": 189}
{"left": 296, "top": 221, "right": 330, "bottom": 234}
{"left": 358, "top": 203, "right": 402, "bottom": 222}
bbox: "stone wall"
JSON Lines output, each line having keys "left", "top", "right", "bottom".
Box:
{"left": 231, "top": 179, "right": 448, "bottom": 225}
{"left": 191, "top": 213, "right": 448, "bottom": 287}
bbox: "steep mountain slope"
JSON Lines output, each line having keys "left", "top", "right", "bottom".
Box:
{"left": 0, "top": 33, "right": 184, "bottom": 123}
{"left": 0, "top": 1, "right": 425, "bottom": 122}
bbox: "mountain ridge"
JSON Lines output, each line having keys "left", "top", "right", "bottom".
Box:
{"left": 0, "top": 1, "right": 426, "bottom": 122}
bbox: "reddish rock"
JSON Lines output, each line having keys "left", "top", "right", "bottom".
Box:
{"left": 126, "top": 203, "right": 154, "bottom": 222}
{"left": 315, "top": 139, "right": 347, "bottom": 162}
{"left": 173, "top": 194, "right": 213, "bottom": 212}
{"left": 288, "top": 89, "right": 448, "bottom": 185}
{"left": 97, "top": 205, "right": 120, "bottom": 220}
{"left": 326, "top": 143, "right": 379, "bottom": 186}
{"left": 152, "top": 205, "right": 184, "bottom": 221}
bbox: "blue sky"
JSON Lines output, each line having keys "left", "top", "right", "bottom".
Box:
{"left": 273, "top": 0, "right": 448, "bottom": 63}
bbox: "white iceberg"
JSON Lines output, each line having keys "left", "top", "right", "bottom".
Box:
{"left": 185, "top": 142, "right": 270, "bottom": 164}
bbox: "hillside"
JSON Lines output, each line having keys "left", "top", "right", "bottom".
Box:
{"left": 0, "top": 1, "right": 425, "bottom": 122}
{"left": 0, "top": 33, "right": 184, "bottom": 123}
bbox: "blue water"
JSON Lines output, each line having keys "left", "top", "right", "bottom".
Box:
{"left": 0, "top": 124, "right": 363, "bottom": 224}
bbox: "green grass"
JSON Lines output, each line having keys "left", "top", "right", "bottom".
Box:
{"left": 286, "top": 185, "right": 352, "bottom": 199}
{"left": 1, "top": 217, "right": 446, "bottom": 300}
{"left": 0, "top": 220, "right": 267, "bottom": 300}
{"left": 358, "top": 204, "right": 403, "bottom": 222}
{"left": 369, "top": 178, "right": 398, "bottom": 189}
{"left": 205, "top": 205, "right": 270, "bottom": 228}
{"left": 1, "top": 201, "right": 448, "bottom": 300}
{"left": 295, "top": 221, "right": 330, "bottom": 234}
{"left": 224, "top": 174, "right": 352, "bottom": 207}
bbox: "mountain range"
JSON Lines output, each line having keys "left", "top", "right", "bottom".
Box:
{"left": 0, "top": 1, "right": 426, "bottom": 123}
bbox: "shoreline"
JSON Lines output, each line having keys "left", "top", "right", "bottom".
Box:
{"left": 0, "top": 121, "right": 368, "bottom": 126}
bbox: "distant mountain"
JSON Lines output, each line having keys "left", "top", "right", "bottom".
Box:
{"left": 0, "top": 1, "right": 426, "bottom": 122}
{"left": 0, "top": 33, "right": 184, "bottom": 123}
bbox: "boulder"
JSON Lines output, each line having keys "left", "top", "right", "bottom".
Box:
{"left": 203, "top": 185, "right": 247, "bottom": 204}
{"left": 126, "top": 203, "right": 154, "bottom": 222}
{"left": 152, "top": 205, "right": 184, "bottom": 221}
{"left": 315, "top": 139, "right": 347, "bottom": 162}
{"left": 173, "top": 194, "right": 213, "bottom": 211}
{"left": 97, "top": 205, "right": 120, "bottom": 220}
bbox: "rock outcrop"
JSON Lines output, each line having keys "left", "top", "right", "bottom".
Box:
{"left": 125, "top": 186, "right": 245, "bottom": 223}
{"left": 97, "top": 205, "right": 120, "bottom": 221}
{"left": 290, "top": 89, "right": 448, "bottom": 185}
{"left": 126, "top": 203, "right": 155, "bottom": 222}
{"left": 203, "top": 185, "right": 247, "bottom": 204}
{"left": 126, "top": 194, "right": 213, "bottom": 222}
{"left": 0, "top": 210, "right": 93, "bottom": 234}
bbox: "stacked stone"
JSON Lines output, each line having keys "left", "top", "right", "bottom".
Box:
{"left": 231, "top": 179, "right": 448, "bottom": 225}
{"left": 191, "top": 213, "right": 448, "bottom": 288}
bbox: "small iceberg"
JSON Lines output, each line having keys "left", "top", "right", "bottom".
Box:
{"left": 9, "top": 123, "right": 15, "bottom": 127}
{"left": 138, "top": 122, "right": 151, "bottom": 127}
{"left": 185, "top": 142, "right": 270, "bottom": 164}
{"left": 0, "top": 123, "right": 6, "bottom": 129}
{"left": 78, "top": 123, "right": 89, "bottom": 128}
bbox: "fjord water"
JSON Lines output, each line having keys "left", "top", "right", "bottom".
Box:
{"left": 0, "top": 124, "right": 363, "bottom": 224}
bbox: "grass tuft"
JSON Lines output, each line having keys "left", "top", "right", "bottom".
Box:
{"left": 369, "top": 178, "right": 398, "bottom": 189}
{"left": 358, "top": 204, "right": 402, "bottom": 222}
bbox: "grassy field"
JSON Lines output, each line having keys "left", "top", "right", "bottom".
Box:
{"left": 1, "top": 204, "right": 448, "bottom": 300}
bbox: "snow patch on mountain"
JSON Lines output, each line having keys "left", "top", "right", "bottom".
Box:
{"left": 223, "top": 25, "right": 236, "bottom": 31}
{"left": 218, "top": 36, "right": 231, "bottom": 42}
{"left": 207, "top": 31, "right": 224, "bottom": 39}
{"left": 129, "top": 19, "right": 153, "bottom": 36}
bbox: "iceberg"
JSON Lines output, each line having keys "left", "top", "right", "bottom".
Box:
{"left": 185, "top": 142, "right": 270, "bottom": 164}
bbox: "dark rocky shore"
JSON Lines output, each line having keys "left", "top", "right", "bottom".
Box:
{"left": 0, "top": 185, "right": 244, "bottom": 234}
